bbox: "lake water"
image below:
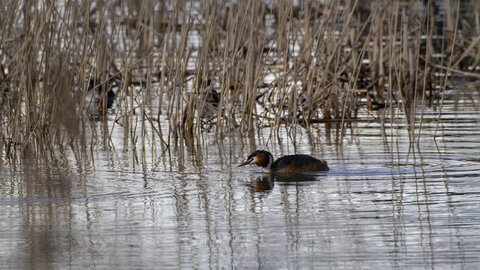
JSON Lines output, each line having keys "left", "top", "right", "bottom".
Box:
{"left": 1, "top": 93, "right": 480, "bottom": 269}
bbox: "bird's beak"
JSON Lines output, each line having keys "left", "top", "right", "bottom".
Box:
{"left": 238, "top": 158, "right": 253, "bottom": 167}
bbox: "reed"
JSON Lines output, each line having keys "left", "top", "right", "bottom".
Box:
{"left": 0, "top": 0, "right": 476, "bottom": 167}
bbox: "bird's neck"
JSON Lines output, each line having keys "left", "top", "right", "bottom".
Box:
{"left": 262, "top": 153, "right": 274, "bottom": 172}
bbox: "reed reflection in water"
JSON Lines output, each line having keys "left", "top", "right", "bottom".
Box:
{"left": 2, "top": 110, "right": 480, "bottom": 269}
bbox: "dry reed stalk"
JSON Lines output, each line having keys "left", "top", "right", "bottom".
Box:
{"left": 415, "top": 1, "right": 435, "bottom": 147}
{"left": 434, "top": 0, "right": 461, "bottom": 138}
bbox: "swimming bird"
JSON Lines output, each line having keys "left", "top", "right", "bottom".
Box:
{"left": 239, "top": 150, "right": 329, "bottom": 173}
{"left": 85, "top": 78, "right": 115, "bottom": 118}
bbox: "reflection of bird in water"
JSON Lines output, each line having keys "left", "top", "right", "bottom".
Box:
{"left": 84, "top": 78, "right": 115, "bottom": 119}
{"left": 239, "top": 150, "right": 329, "bottom": 173}
{"left": 253, "top": 175, "right": 274, "bottom": 193}
{"left": 250, "top": 173, "right": 321, "bottom": 193}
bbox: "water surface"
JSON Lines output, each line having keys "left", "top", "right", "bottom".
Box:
{"left": 1, "top": 99, "right": 480, "bottom": 269}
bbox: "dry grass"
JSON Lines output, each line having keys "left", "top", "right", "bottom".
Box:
{"left": 0, "top": 0, "right": 478, "bottom": 167}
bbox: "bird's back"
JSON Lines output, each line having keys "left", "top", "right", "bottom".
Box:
{"left": 272, "top": 154, "right": 329, "bottom": 172}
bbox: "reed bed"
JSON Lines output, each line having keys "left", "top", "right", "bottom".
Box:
{"left": 0, "top": 0, "right": 479, "bottom": 167}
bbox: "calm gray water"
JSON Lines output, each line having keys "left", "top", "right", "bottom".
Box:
{"left": 1, "top": 98, "right": 480, "bottom": 269}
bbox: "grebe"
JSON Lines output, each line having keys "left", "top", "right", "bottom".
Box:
{"left": 239, "top": 150, "right": 329, "bottom": 173}
{"left": 85, "top": 78, "right": 115, "bottom": 118}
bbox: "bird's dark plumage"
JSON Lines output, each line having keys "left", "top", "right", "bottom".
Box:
{"left": 239, "top": 150, "right": 329, "bottom": 172}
